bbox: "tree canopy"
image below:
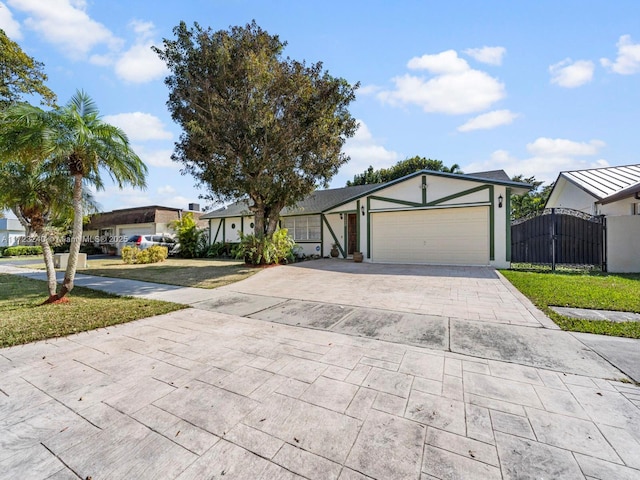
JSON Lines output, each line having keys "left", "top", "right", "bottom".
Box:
{"left": 154, "top": 21, "right": 358, "bottom": 238}
{"left": 510, "top": 174, "right": 553, "bottom": 220}
{"left": 0, "top": 29, "right": 56, "bottom": 106}
{"left": 346, "top": 156, "right": 463, "bottom": 186}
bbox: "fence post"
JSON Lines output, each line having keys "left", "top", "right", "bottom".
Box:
{"left": 551, "top": 208, "right": 556, "bottom": 271}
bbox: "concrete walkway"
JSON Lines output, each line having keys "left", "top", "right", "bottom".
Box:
{"left": 1, "top": 261, "right": 640, "bottom": 479}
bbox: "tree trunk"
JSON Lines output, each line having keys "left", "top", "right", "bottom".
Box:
{"left": 58, "top": 173, "right": 83, "bottom": 298}
{"left": 36, "top": 228, "right": 58, "bottom": 299}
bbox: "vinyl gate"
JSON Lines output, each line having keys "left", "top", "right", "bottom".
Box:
{"left": 511, "top": 208, "right": 606, "bottom": 270}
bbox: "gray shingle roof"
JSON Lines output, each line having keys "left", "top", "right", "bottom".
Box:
{"left": 200, "top": 183, "right": 380, "bottom": 219}
{"left": 561, "top": 164, "right": 640, "bottom": 200}
{"left": 466, "top": 170, "right": 512, "bottom": 182}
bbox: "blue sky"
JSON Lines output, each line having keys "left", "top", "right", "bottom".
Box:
{"left": 2, "top": 0, "right": 640, "bottom": 213}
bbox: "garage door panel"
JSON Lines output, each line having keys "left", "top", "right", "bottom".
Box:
{"left": 372, "top": 207, "right": 489, "bottom": 265}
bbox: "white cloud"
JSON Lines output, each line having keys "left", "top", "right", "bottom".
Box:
{"left": 408, "top": 50, "right": 469, "bottom": 74}
{"left": 526, "top": 137, "right": 605, "bottom": 157}
{"left": 114, "top": 41, "right": 167, "bottom": 83}
{"left": 92, "top": 185, "right": 151, "bottom": 208}
{"left": 549, "top": 59, "right": 594, "bottom": 87}
{"left": 134, "top": 147, "right": 178, "bottom": 169}
{"left": 601, "top": 34, "right": 640, "bottom": 75}
{"left": 378, "top": 50, "right": 506, "bottom": 115}
{"left": 113, "top": 20, "right": 167, "bottom": 83}
{"left": 457, "top": 109, "right": 518, "bottom": 132}
{"left": 0, "top": 2, "right": 22, "bottom": 39}
{"left": 8, "top": 0, "right": 121, "bottom": 58}
{"left": 157, "top": 185, "right": 176, "bottom": 195}
{"left": 464, "top": 46, "right": 506, "bottom": 65}
{"left": 103, "top": 112, "right": 173, "bottom": 141}
{"left": 463, "top": 137, "right": 608, "bottom": 183}
{"left": 339, "top": 120, "right": 400, "bottom": 180}
{"left": 358, "top": 84, "right": 382, "bottom": 96}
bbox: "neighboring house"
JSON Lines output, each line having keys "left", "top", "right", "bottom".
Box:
{"left": 202, "top": 169, "right": 530, "bottom": 268}
{"left": 84, "top": 204, "right": 205, "bottom": 253}
{"left": 0, "top": 218, "right": 26, "bottom": 247}
{"left": 546, "top": 164, "right": 640, "bottom": 272}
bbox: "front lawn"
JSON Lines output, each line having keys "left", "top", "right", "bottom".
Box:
{"left": 0, "top": 274, "right": 186, "bottom": 348}
{"left": 501, "top": 270, "right": 640, "bottom": 338}
{"left": 82, "top": 257, "right": 257, "bottom": 288}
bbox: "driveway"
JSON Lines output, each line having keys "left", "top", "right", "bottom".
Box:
{"left": 2, "top": 261, "right": 640, "bottom": 479}
{"left": 180, "top": 261, "right": 621, "bottom": 379}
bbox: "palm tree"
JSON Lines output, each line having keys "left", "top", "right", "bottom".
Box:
{"left": 0, "top": 160, "right": 97, "bottom": 299}
{"left": 49, "top": 91, "right": 147, "bottom": 298}
{"left": 1, "top": 91, "right": 147, "bottom": 299}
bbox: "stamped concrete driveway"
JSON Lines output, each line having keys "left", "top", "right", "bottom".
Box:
{"left": 188, "top": 260, "right": 620, "bottom": 378}
{"left": 2, "top": 261, "right": 640, "bottom": 479}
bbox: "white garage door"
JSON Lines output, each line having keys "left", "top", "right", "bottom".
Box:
{"left": 371, "top": 207, "right": 489, "bottom": 265}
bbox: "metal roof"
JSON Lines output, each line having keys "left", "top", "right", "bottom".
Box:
{"left": 561, "top": 164, "right": 640, "bottom": 200}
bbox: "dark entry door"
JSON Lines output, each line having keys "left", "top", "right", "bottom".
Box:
{"left": 347, "top": 213, "right": 357, "bottom": 255}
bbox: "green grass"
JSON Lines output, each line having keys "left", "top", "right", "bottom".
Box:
{"left": 21, "top": 257, "right": 258, "bottom": 289}
{"left": 501, "top": 270, "right": 640, "bottom": 338}
{"left": 0, "top": 274, "right": 186, "bottom": 348}
{"left": 82, "top": 258, "right": 258, "bottom": 288}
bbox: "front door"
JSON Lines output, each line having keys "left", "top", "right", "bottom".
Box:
{"left": 347, "top": 213, "right": 357, "bottom": 255}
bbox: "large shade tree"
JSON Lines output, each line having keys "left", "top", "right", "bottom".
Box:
{"left": 0, "top": 28, "right": 56, "bottom": 106}
{"left": 154, "top": 21, "right": 358, "bottom": 242}
{"left": 0, "top": 92, "right": 147, "bottom": 300}
{"left": 347, "top": 156, "right": 463, "bottom": 186}
{"left": 510, "top": 174, "right": 553, "bottom": 220}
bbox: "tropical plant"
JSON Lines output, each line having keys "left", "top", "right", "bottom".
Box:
{"left": 169, "top": 212, "right": 206, "bottom": 258}
{"left": 155, "top": 21, "right": 357, "bottom": 262}
{"left": 510, "top": 174, "right": 554, "bottom": 220}
{"left": 0, "top": 92, "right": 147, "bottom": 300}
{"left": 346, "top": 156, "right": 463, "bottom": 186}
{"left": 235, "top": 228, "right": 295, "bottom": 265}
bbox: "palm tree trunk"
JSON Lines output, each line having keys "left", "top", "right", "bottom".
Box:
{"left": 37, "top": 230, "right": 58, "bottom": 299}
{"left": 58, "top": 173, "right": 83, "bottom": 298}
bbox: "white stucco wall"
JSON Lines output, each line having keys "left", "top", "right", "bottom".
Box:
{"left": 323, "top": 213, "right": 346, "bottom": 257}
{"left": 606, "top": 215, "right": 640, "bottom": 273}
{"left": 546, "top": 179, "right": 597, "bottom": 214}
{"left": 599, "top": 198, "right": 639, "bottom": 216}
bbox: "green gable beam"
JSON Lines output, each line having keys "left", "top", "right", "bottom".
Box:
{"left": 422, "top": 175, "right": 427, "bottom": 205}
{"left": 426, "top": 185, "right": 490, "bottom": 207}
{"left": 322, "top": 215, "right": 345, "bottom": 258}
{"left": 489, "top": 185, "right": 495, "bottom": 261}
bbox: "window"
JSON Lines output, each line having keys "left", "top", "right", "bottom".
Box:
{"left": 282, "top": 215, "right": 321, "bottom": 241}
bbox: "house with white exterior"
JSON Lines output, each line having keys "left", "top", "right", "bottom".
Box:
{"left": 0, "top": 218, "right": 26, "bottom": 247}
{"left": 546, "top": 164, "right": 640, "bottom": 272}
{"left": 202, "top": 169, "right": 531, "bottom": 268}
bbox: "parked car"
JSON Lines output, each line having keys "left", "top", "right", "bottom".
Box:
{"left": 125, "top": 234, "right": 178, "bottom": 255}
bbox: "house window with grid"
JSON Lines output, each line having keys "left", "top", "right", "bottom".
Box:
{"left": 282, "top": 216, "right": 321, "bottom": 242}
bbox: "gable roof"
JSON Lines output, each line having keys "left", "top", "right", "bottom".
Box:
{"left": 200, "top": 183, "right": 381, "bottom": 219}
{"left": 201, "top": 169, "right": 531, "bottom": 219}
{"left": 556, "top": 164, "right": 640, "bottom": 202}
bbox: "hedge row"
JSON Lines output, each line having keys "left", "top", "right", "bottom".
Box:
{"left": 2, "top": 246, "right": 43, "bottom": 256}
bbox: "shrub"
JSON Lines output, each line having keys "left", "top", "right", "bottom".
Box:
{"left": 236, "top": 229, "right": 295, "bottom": 265}
{"left": 206, "top": 241, "right": 237, "bottom": 258}
{"left": 3, "top": 245, "right": 43, "bottom": 256}
{"left": 170, "top": 212, "right": 206, "bottom": 258}
{"left": 80, "top": 244, "right": 103, "bottom": 255}
{"left": 121, "top": 245, "right": 168, "bottom": 264}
